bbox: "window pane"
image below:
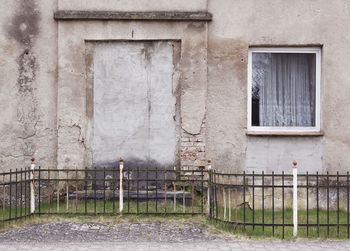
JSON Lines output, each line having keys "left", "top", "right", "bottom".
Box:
{"left": 252, "top": 52, "right": 316, "bottom": 127}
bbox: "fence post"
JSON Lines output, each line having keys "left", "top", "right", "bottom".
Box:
{"left": 207, "top": 160, "right": 212, "bottom": 217}
{"left": 293, "top": 160, "right": 298, "bottom": 238}
{"left": 119, "top": 158, "right": 124, "bottom": 213}
{"left": 30, "top": 158, "right": 35, "bottom": 214}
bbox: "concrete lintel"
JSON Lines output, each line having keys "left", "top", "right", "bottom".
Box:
{"left": 54, "top": 11, "right": 212, "bottom": 21}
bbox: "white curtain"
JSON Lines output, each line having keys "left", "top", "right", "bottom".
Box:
{"left": 252, "top": 53, "right": 316, "bottom": 127}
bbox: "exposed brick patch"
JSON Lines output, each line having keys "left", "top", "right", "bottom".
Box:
{"left": 180, "top": 120, "right": 206, "bottom": 171}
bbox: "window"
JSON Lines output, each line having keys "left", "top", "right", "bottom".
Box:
{"left": 247, "top": 47, "right": 321, "bottom": 133}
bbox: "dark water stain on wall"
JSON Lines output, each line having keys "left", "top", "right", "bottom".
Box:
{"left": 4, "top": 0, "right": 41, "bottom": 158}
{"left": 5, "top": 0, "right": 40, "bottom": 47}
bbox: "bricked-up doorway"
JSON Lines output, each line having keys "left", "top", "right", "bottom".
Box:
{"left": 91, "top": 41, "right": 180, "bottom": 168}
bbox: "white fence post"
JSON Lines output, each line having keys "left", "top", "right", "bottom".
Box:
{"left": 207, "top": 160, "right": 212, "bottom": 216}
{"left": 119, "top": 158, "right": 124, "bottom": 213}
{"left": 293, "top": 160, "right": 298, "bottom": 238}
{"left": 30, "top": 158, "right": 35, "bottom": 214}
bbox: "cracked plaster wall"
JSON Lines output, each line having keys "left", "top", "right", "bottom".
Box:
{"left": 56, "top": 17, "right": 208, "bottom": 169}
{"left": 0, "top": 0, "right": 57, "bottom": 171}
{"left": 2, "top": 0, "right": 350, "bottom": 173}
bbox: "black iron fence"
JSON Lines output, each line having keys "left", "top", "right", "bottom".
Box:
{"left": 1, "top": 162, "right": 350, "bottom": 239}
{"left": 209, "top": 170, "right": 350, "bottom": 238}
{"left": 0, "top": 168, "right": 32, "bottom": 222}
{"left": 33, "top": 166, "right": 207, "bottom": 215}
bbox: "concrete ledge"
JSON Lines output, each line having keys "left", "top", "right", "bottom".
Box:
{"left": 54, "top": 11, "right": 212, "bottom": 21}
{"left": 246, "top": 130, "right": 325, "bottom": 137}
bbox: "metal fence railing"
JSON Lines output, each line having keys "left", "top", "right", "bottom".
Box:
{"left": 32, "top": 160, "right": 207, "bottom": 216}
{"left": 209, "top": 168, "right": 350, "bottom": 238}
{"left": 1, "top": 159, "right": 350, "bottom": 239}
{"left": 0, "top": 168, "right": 33, "bottom": 223}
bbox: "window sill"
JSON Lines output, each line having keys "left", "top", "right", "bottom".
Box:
{"left": 246, "top": 130, "right": 324, "bottom": 137}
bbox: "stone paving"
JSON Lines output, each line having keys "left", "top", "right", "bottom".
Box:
{"left": 0, "top": 222, "right": 350, "bottom": 250}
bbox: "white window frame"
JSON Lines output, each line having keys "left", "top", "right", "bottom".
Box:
{"left": 247, "top": 47, "right": 321, "bottom": 133}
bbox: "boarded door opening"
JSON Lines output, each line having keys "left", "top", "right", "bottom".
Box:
{"left": 92, "top": 41, "right": 178, "bottom": 168}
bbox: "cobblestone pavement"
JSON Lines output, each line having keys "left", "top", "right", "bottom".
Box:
{"left": 0, "top": 222, "right": 350, "bottom": 250}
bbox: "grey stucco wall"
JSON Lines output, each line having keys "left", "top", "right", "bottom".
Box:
{"left": 0, "top": 0, "right": 350, "bottom": 174}
{"left": 0, "top": 0, "right": 57, "bottom": 170}
{"left": 206, "top": 0, "right": 350, "bottom": 173}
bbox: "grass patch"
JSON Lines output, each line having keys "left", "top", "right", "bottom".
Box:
{"left": 210, "top": 206, "right": 350, "bottom": 239}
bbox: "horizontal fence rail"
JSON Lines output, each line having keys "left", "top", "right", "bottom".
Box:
{"left": 1, "top": 159, "right": 350, "bottom": 239}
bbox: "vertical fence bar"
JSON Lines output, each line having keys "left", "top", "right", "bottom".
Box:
{"left": 48, "top": 169, "right": 51, "bottom": 214}
{"left": 103, "top": 167, "right": 106, "bottom": 214}
{"left": 337, "top": 171, "right": 339, "bottom": 238}
{"left": 207, "top": 160, "right": 211, "bottom": 216}
{"left": 94, "top": 168, "right": 97, "bottom": 214}
{"left": 164, "top": 167, "right": 167, "bottom": 213}
{"left": 9, "top": 169, "right": 12, "bottom": 220}
{"left": 38, "top": 166, "right": 41, "bottom": 216}
{"left": 127, "top": 167, "right": 130, "bottom": 213}
{"left": 84, "top": 167, "right": 87, "bottom": 214}
{"left": 292, "top": 161, "right": 298, "bottom": 238}
{"left": 347, "top": 171, "right": 349, "bottom": 239}
{"left": 146, "top": 166, "right": 149, "bottom": 213}
{"left": 112, "top": 167, "right": 115, "bottom": 214}
{"left": 228, "top": 187, "right": 232, "bottom": 222}
{"left": 182, "top": 185, "right": 185, "bottom": 213}
{"left": 262, "top": 171, "right": 264, "bottom": 232}
{"left": 327, "top": 171, "right": 329, "bottom": 237}
{"left": 156, "top": 167, "right": 158, "bottom": 213}
{"left": 215, "top": 171, "right": 218, "bottom": 220}
{"left": 306, "top": 172, "right": 309, "bottom": 237}
{"left": 75, "top": 168, "right": 78, "bottom": 213}
{"left": 223, "top": 187, "right": 226, "bottom": 221}
{"left": 110, "top": 167, "right": 117, "bottom": 214}
{"left": 15, "top": 169, "right": 17, "bottom": 219}
{"left": 191, "top": 170, "right": 194, "bottom": 215}
{"left": 3, "top": 175, "right": 5, "bottom": 222}
{"left": 20, "top": 168, "right": 23, "bottom": 217}
{"left": 119, "top": 158, "right": 124, "bottom": 213}
{"left": 252, "top": 171, "right": 255, "bottom": 230}
{"left": 282, "top": 171, "right": 285, "bottom": 239}
{"left": 173, "top": 167, "right": 176, "bottom": 213}
{"left": 136, "top": 166, "right": 139, "bottom": 214}
{"left": 30, "top": 159, "right": 35, "bottom": 214}
{"left": 66, "top": 171, "right": 69, "bottom": 212}
{"left": 57, "top": 178, "right": 60, "bottom": 213}
{"left": 24, "top": 169, "right": 27, "bottom": 216}
{"left": 201, "top": 168, "right": 204, "bottom": 214}
{"left": 272, "top": 171, "right": 274, "bottom": 236}
{"left": 243, "top": 171, "right": 246, "bottom": 230}
{"left": 316, "top": 171, "right": 319, "bottom": 237}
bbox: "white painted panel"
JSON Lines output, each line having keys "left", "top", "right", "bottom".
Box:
{"left": 93, "top": 41, "right": 176, "bottom": 167}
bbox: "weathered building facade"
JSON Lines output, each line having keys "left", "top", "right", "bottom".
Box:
{"left": 0, "top": 0, "right": 349, "bottom": 173}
